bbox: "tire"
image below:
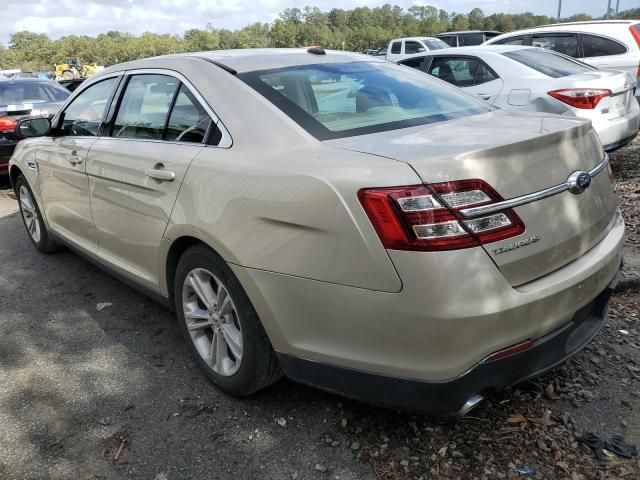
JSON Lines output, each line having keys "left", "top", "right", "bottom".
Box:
{"left": 174, "top": 244, "right": 282, "bottom": 396}
{"left": 61, "top": 70, "right": 74, "bottom": 80}
{"left": 15, "top": 175, "right": 58, "bottom": 253}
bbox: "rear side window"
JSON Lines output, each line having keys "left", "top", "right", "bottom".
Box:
{"left": 400, "top": 57, "right": 428, "bottom": 70}
{"left": 502, "top": 48, "right": 594, "bottom": 78}
{"left": 461, "top": 33, "right": 484, "bottom": 46}
{"left": 405, "top": 41, "right": 425, "bottom": 55}
{"left": 113, "top": 74, "right": 178, "bottom": 140}
{"left": 532, "top": 33, "right": 579, "bottom": 57}
{"left": 493, "top": 35, "right": 527, "bottom": 46}
{"left": 165, "top": 85, "right": 213, "bottom": 143}
{"left": 581, "top": 34, "right": 627, "bottom": 57}
{"left": 428, "top": 57, "right": 497, "bottom": 87}
{"left": 391, "top": 42, "right": 401, "bottom": 54}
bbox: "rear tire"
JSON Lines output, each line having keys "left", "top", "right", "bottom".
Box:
{"left": 61, "top": 70, "right": 74, "bottom": 80}
{"left": 174, "top": 244, "right": 282, "bottom": 396}
{"left": 15, "top": 175, "right": 58, "bottom": 253}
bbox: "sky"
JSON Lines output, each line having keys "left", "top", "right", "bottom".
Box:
{"left": 0, "top": 0, "right": 636, "bottom": 45}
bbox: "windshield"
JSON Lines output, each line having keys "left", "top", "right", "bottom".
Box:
{"left": 239, "top": 61, "right": 491, "bottom": 140}
{"left": 0, "top": 81, "right": 69, "bottom": 109}
{"left": 502, "top": 48, "right": 594, "bottom": 78}
{"left": 424, "top": 38, "right": 449, "bottom": 50}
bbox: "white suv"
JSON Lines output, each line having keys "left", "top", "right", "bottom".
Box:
{"left": 385, "top": 37, "right": 449, "bottom": 61}
{"left": 485, "top": 20, "right": 640, "bottom": 99}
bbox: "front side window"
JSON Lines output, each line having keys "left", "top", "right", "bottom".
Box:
{"left": 502, "top": 48, "right": 594, "bottom": 78}
{"left": 532, "top": 33, "right": 579, "bottom": 57}
{"left": 428, "top": 57, "right": 480, "bottom": 87}
{"left": 165, "top": 85, "right": 213, "bottom": 143}
{"left": 59, "top": 77, "right": 118, "bottom": 137}
{"left": 581, "top": 34, "right": 627, "bottom": 57}
{"left": 113, "top": 74, "right": 179, "bottom": 140}
{"left": 391, "top": 42, "right": 402, "bottom": 54}
{"left": 493, "top": 35, "right": 527, "bottom": 46}
{"left": 405, "top": 41, "right": 426, "bottom": 55}
{"left": 240, "top": 62, "right": 491, "bottom": 140}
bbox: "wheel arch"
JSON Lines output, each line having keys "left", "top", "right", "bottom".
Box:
{"left": 9, "top": 164, "right": 22, "bottom": 191}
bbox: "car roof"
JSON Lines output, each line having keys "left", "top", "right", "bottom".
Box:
{"left": 533, "top": 20, "right": 639, "bottom": 28}
{"left": 102, "top": 48, "right": 385, "bottom": 75}
{"left": 397, "top": 45, "right": 533, "bottom": 60}
{"left": 436, "top": 30, "right": 502, "bottom": 35}
{"left": 0, "top": 77, "right": 59, "bottom": 84}
{"left": 389, "top": 37, "right": 441, "bottom": 42}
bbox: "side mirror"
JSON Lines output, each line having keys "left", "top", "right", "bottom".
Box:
{"left": 18, "top": 117, "right": 51, "bottom": 138}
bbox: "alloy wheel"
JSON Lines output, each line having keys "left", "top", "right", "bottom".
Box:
{"left": 19, "top": 185, "right": 41, "bottom": 244}
{"left": 182, "top": 268, "right": 243, "bottom": 376}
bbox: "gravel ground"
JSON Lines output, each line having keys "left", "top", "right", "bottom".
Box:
{"left": 0, "top": 138, "right": 638, "bottom": 480}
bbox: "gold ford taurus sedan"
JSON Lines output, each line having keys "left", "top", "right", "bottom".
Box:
{"left": 9, "top": 49, "right": 624, "bottom": 415}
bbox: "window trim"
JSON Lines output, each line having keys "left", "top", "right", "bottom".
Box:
{"left": 427, "top": 55, "right": 500, "bottom": 87}
{"left": 578, "top": 32, "right": 628, "bottom": 58}
{"left": 50, "top": 74, "right": 124, "bottom": 140}
{"left": 107, "top": 68, "right": 231, "bottom": 148}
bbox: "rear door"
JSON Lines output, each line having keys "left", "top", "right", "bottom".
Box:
{"left": 427, "top": 56, "right": 504, "bottom": 102}
{"left": 36, "top": 76, "right": 120, "bottom": 252}
{"left": 531, "top": 32, "right": 580, "bottom": 58}
{"left": 86, "top": 71, "right": 222, "bottom": 289}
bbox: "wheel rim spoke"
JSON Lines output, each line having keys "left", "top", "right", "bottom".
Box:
{"left": 187, "top": 270, "right": 216, "bottom": 307}
{"left": 221, "top": 322, "right": 242, "bottom": 360}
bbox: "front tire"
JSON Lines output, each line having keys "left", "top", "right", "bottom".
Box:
{"left": 174, "top": 245, "right": 282, "bottom": 396}
{"left": 16, "top": 175, "right": 57, "bottom": 253}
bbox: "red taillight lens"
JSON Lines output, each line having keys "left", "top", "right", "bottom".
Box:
{"left": 548, "top": 88, "right": 611, "bottom": 109}
{"left": 0, "top": 117, "right": 17, "bottom": 133}
{"left": 358, "top": 179, "right": 525, "bottom": 251}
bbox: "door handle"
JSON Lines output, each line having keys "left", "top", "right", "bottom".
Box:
{"left": 144, "top": 168, "right": 176, "bottom": 182}
{"left": 68, "top": 150, "right": 83, "bottom": 165}
{"left": 477, "top": 94, "right": 492, "bottom": 100}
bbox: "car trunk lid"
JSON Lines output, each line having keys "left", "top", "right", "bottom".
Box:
{"left": 326, "top": 110, "right": 618, "bottom": 286}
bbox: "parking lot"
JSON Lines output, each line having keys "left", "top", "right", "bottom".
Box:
{"left": 0, "top": 138, "right": 639, "bottom": 480}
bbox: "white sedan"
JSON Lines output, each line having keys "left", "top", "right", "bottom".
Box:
{"left": 398, "top": 45, "right": 640, "bottom": 151}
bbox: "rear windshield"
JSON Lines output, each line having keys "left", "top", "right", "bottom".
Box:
{"left": 423, "top": 39, "right": 449, "bottom": 50}
{"left": 502, "top": 48, "right": 594, "bottom": 78}
{"left": 239, "top": 62, "right": 491, "bottom": 140}
{"left": 0, "top": 81, "right": 69, "bottom": 108}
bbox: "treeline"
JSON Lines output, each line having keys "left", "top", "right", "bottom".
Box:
{"left": 1, "top": 5, "right": 638, "bottom": 71}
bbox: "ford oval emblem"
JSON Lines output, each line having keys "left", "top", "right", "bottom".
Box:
{"left": 567, "top": 171, "right": 592, "bottom": 194}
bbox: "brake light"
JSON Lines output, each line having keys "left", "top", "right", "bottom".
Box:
{"left": 358, "top": 179, "right": 525, "bottom": 251}
{"left": 0, "top": 117, "right": 17, "bottom": 133}
{"left": 548, "top": 89, "right": 612, "bottom": 109}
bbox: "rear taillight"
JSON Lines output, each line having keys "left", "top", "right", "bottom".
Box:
{"left": 548, "top": 89, "right": 612, "bottom": 109}
{"left": 358, "top": 179, "right": 525, "bottom": 251}
{"left": 0, "top": 117, "right": 17, "bottom": 133}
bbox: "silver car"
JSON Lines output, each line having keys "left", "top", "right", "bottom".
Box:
{"left": 398, "top": 45, "right": 640, "bottom": 152}
{"left": 9, "top": 49, "right": 624, "bottom": 415}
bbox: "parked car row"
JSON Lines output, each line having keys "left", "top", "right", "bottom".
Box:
{"left": 7, "top": 47, "right": 625, "bottom": 415}
{"left": 398, "top": 46, "right": 639, "bottom": 151}
{"left": 0, "top": 78, "right": 70, "bottom": 174}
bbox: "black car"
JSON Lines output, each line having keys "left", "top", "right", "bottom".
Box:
{"left": 436, "top": 30, "right": 502, "bottom": 47}
{"left": 0, "top": 78, "right": 69, "bottom": 174}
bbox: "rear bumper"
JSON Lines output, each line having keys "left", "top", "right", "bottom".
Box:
{"left": 591, "top": 104, "right": 640, "bottom": 151}
{"left": 278, "top": 281, "right": 616, "bottom": 415}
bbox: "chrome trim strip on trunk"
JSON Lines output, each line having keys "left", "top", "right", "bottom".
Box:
{"left": 460, "top": 154, "right": 609, "bottom": 218}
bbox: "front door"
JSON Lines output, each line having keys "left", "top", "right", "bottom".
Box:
{"left": 86, "top": 73, "right": 215, "bottom": 289}
{"left": 36, "top": 76, "right": 120, "bottom": 252}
